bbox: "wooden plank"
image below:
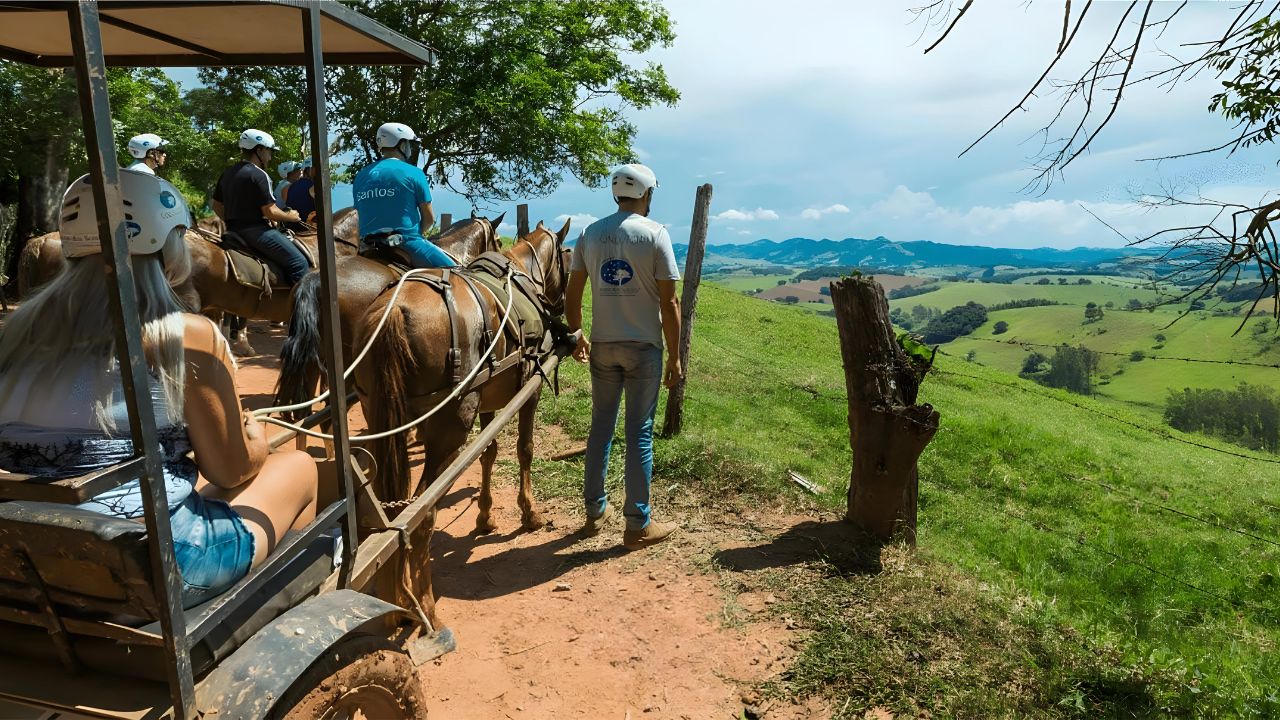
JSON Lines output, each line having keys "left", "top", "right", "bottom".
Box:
{"left": 0, "top": 458, "right": 144, "bottom": 504}
{"left": 440, "top": 213, "right": 452, "bottom": 231}
{"left": 661, "top": 183, "right": 712, "bottom": 437}
{"left": 516, "top": 204, "right": 529, "bottom": 238}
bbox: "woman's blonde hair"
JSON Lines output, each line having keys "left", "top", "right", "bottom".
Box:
{"left": 0, "top": 227, "right": 192, "bottom": 431}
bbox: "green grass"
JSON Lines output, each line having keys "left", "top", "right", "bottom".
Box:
{"left": 542, "top": 284, "right": 1280, "bottom": 717}
{"left": 889, "top": 279, "right": 1170, "bottom": 315}
{"left": 707, "top": 271, "right": 795, "bottom": 293}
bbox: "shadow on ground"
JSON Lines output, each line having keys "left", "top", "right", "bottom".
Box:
{"left": 712, "top": 519, "right": 884, "bottom": 575}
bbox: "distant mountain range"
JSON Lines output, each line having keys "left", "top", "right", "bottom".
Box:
{"left": 672, "top": 236, "right": 1163, "bottom": 271}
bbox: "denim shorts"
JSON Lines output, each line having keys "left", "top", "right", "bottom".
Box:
{"left": 169, "top": 492, "right": 255, "bottom": 608}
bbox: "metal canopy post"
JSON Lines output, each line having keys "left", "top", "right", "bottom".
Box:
{"left": 303, "top": 3, "right": 357, "bottom": 586}
{"left": 66, "top": 2, "right": 195, "bottom": 718}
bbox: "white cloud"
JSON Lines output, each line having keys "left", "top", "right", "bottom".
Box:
{"left": 714, "top": 207, "right": 779, "bottom": 222}
{"left": 801, "top": 203, "right": 851, "bottom": 220}
{"left": 737, "top": 230, "right": 752, "bottom": 235}
{"left": 498, "top": 222, "right": 517, "bottom": 236}
{"left": 555, "top": 213, "right": 599, "bottom": 230}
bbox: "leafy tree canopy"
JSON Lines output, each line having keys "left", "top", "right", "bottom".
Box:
{"left": 199, "top": 0, "right": 679, "bottom": 203}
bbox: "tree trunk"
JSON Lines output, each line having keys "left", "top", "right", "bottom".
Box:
{"left": 661, "top": 183, "right": 713, "bottom": 437}
{"left": 830, "top": 276, "right": 939, "bottom": 544}
{"left": 14, "top": 123, "right": 70, "bottom": 245}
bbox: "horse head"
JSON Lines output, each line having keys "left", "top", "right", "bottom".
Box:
{"left": 512, "top": 218, "right": 571, "bottom": 316}
{"left": 434, "top": 215, "right": 500, "bottom": 263}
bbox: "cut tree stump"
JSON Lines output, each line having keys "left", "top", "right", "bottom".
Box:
{"left": 830, "top": 276, "right": 940, "bottom": 544}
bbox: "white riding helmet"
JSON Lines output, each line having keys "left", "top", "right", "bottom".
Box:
{"left": 375, "top": 122, "right": 419, "bottom": 148}
{"left": 59, "top": 170, "right": 191, "bottom": 259}
{"left": 127, "top": 133, "right": 167, "bottom": 159}
{"left": 611, "top": 164, "right": 658, "bottom": 199}
{"left": 238, "top": 129, "right": 279, "bottom": 152}
{"left": 277, "top": 161, "right": 298, "bottom": 178}
{"left": 300, "top": 156, "right": 313, "bottom": 169}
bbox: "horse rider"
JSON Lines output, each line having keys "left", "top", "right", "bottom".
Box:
{"left": 565, "top": 163, "right": 683, "bottom": 549}
{"left": 275, "top": 161, "right": 302, "bottom": 211}
{"left": 125, "top": 133, "right": 168, "bottom": 175}
{"left": 352, "top": 122, "right": 456, "bottom": 269}
{"left": 285, "top": 156, "right": 317, "bottom": 226}
{"left": 210, "top": 129, "right": 309, "bottom": 285}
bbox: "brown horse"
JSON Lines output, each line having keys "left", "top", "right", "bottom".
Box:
{"left": 15, "top": 215, "right": 227, "bottom": 298}
{"left": 273, "top": 214, "right": 505, "bottom": 414}
{"left": 354, "top": 219, "right": 569, "bottom": 629}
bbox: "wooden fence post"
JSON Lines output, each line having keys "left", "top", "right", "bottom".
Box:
{"left": 439, "top": 213, "right": 451, "bottom": 231}
{"left": 516, "top": 204, "right": 529, "bottom": 238}
{"left": 829, "top": 277, "right": 940, "bottom": 544}
{"left": 661, "top": 183, "right": 713, "bottom": 438}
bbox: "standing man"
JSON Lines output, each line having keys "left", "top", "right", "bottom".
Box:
{"left": 275, "top": 161, "right": 301, "bottom": 210}
{"left": 125, "top": 133, "right": 168, "bottom": 175}
{"left": 286, "top": 157, "right": 316, "bottom": 224}
{"left": 565, "top": 164, "right": 682, "bottom": 549}
{"left": 352, "top": 122, "right": 455, "bottom": 268}
{"left": 210, "top": 129, "right": 309, "bottom": 285}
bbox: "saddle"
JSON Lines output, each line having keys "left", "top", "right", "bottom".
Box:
{"left": 217, "top": 230, "right": 317, "bottom": 296}
{"left": 465, "top": 251, "right": 549, "bottom": 344}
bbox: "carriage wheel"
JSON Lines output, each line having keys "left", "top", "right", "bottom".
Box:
{"left": 274, "top": 635, "right": 427, "bottom": 720}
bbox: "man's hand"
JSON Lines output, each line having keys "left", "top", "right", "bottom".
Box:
{"left": 573, "top": 335, "right": 591, "bottom": 363}
{"left": 663, "top": 355, "right": 683, "bottom": 389}
{"left": 286, "top": 209, "right": 302, "bottom": 224}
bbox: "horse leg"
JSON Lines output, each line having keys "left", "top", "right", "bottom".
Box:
{"left": 474, "top": 412, "right": 499, "bottom": 534}
{"left": 516, "top": 398, "right": 545, "bottom": 531}
{"left": 410, "top": 416, "right": 473, "bottom": 632}
{"left": 229, "top": 315, "right": 256, "bottom": 357}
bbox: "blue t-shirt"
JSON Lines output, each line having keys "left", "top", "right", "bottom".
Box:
{"left": 286, "top": 177, "right": 316, "bottom": 218}
{"left": 352, "top": 158, "right": 432, "bottom": 240}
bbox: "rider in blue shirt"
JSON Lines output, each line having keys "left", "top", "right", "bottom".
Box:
{"left": 352, "top": 122, "right": 456, "bottom": 268}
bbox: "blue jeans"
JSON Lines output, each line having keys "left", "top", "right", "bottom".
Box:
{"left": 400, "top": 236, "right": 458, "bottom": 268}
{"left": 584, "top": 341, "right": 664, "bottom": 530}
{"left": 246, "top": 227, "right": 310, "bottom": 284}
{"left": 169, "top": 492, "right": 255, "bottom": 608}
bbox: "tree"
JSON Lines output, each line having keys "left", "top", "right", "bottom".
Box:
{"left": 1166, "top": 383, "right": 1280, "bottom": 452}
{"left": 1035, "top": 277, "right": 1052, "bottom": 285}
{"left": 919, "top": 3, "right": 1280, "bottom": 324}
{"left": 992, "top": 320, "right": 1009, "bottom": 335}
{"left": 1127, "top": 298, "right": 1146, "bottom": 311}
{"left": 1021, "top": 351, "right": 1049, "bottom": 376}
{"left": 1041, "top": 345, "right": 1100, "bottom": 396}
{"left": 921, "top": 301, "right": 988, "bottom": 343}
{"left": 777, "top": 279, "right": 787, "bottom": 286}
{"left": 199, "top": 0, "right": 678, "bottom": 203}
{"left": 1083, "top": 302, "right": 1104, "bottom": 323}
{"left": 1130, "top": 350, "right": 1146, "bottom": 362}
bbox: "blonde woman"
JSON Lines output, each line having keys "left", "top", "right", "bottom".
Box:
{"left": 0, "top": 170, "right": 318, "bottom": 608}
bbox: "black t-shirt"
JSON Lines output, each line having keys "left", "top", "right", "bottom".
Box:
{"left": 213, "top": 161, "right": 274, "bottom": 237}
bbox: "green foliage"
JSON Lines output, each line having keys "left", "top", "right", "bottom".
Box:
{"left": 989, "top": 298, "right": 1060, "bottom": 311}
{"left": 1129, "top": 350, "right": 1145, "bottom": 362}
{"left": 1083, "top": 302, "right": 1104, "bottom": 323}
{"left": 1021, "top": 351, "right": 1050, "bottom": 375}
{"left": 200, "top": 0, "right": 679, "bottom": 201}
{"left": 1210, "top": 17, "right": 1280, "bottom": 148}
{"left": 922, "top": 301, "right": 988, "bottom": 343}
{"left": 1041, "top": 345, "right": 1100, "bottom": 395}
{"left": 887, "top": 282, "right": 939, "bottom": 300}
{"left": 993, "top": 320, "right": 1009, "bottom": 335}
{"left": 1165, "top": 383, "right": 1280, "bottom": 452}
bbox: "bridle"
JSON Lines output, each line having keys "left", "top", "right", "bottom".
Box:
{"left": 514, "top": 229, "right": 566, "bottom": 316}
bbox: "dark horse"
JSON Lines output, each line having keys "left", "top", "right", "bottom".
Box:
{"left": 273, "top": 214, "right": 505, "bottom": 414}
{"left": 354, "top": 219, "right": 569, "bottom": 629}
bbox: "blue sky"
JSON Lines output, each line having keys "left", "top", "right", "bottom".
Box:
{"left": 170, "top": 1, "right": 1280, "bottom": 250}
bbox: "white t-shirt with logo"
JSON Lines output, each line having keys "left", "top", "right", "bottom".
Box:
{"left": 126, "top": 160, "right": 155, "bottom": 175}
{"left": 571, "top": 211, "right": 681, "bottom": 348}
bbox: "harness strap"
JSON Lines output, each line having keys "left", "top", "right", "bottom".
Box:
{"left": 456, "top": 272, "right": 498, "bottom": 373}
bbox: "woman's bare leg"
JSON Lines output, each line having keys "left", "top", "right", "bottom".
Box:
{"left": 199, "top": 449, "right": 318, "bottom": 566}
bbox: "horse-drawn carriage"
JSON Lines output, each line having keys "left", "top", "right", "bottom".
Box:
{"left": 0, "top": 2, "right": 573, "bottom": 717}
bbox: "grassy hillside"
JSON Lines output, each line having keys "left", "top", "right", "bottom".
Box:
{"left": 541, "top": 283, "right": 1280, "bottom": 717}
{"left": 888, "top": 278, "right": 1169, "bottom": 315}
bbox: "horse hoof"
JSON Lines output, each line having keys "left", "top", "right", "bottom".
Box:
{"left": 232, "top": 340, "right": 256, "bottom": 357}
{"left": 522, "top": 513, "right": 546, "bottom": 532}
{"left": 474, "top": 516, "right": 499, "bottom": 535}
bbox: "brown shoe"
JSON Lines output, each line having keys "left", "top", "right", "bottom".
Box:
{"left": 581, "top": 504, "right": 615, "bottom": 537}
{"left": 623, "top": 520, "right": 677, "bottom": 549}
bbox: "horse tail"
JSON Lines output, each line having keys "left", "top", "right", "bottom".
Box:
{"left": 274, "top": 270, "right": 324, "bottom": 416}
{"left": 365, "top": 298, "right": 415, "bottom": 503}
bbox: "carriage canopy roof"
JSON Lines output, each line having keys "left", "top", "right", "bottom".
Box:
{"left": 0, "top": 0, "right": 434, "bottom": 67}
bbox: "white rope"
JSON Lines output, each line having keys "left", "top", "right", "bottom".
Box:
{"left": 254, "top": 266, "right": 454, "bottom": 417}
{"left": 255, "top": 267, "right": 517, "bottom": 443}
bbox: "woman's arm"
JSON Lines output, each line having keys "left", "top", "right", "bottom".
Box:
{"left": 182, "top": 315, "right": 268, "bottom": 488}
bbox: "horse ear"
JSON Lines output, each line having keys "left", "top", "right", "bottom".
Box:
{"left": 536, "top": 219, "right": 546, "bottom": 229}
{"left": 489, "top": 212, "right": 506, "bottom": 231}
{"left": 556, "top": 217, "right": 572, "bottom": 244}
{"left": 470, "top": 209, "right": 478, "bottom": 220}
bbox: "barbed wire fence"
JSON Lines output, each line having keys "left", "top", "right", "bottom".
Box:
{"left": 675, "top": 332, "right": 1280, "bottom": 619}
